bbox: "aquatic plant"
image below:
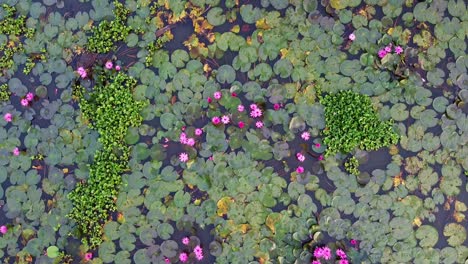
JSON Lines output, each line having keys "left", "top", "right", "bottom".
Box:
{"left": 67, "top": 68, "right": 146, "bottom": 248}
{"left": 320, "top": 90, "right": 399, "bottom": 156}
{"left": 86, "top": 1, "right": 131, "bottom": 53}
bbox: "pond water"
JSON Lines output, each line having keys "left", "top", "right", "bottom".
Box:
{"left": 0, "top": 0, "right": 467, "bottom": 264}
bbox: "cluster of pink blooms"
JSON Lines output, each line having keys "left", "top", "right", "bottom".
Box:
{"left": 20, "top": 92, "right": 34, "bottom": 107}
{"left": 314, "top": 246, "right": 331, "bottom": 260}
{"left": 301, "top": 131, "right": 310, "bottom": 141}
{"left": 166, "top": 238, "right": 204, "bottom": 263}
{"left": 180, "top": 132, "right": 196, "bottom": 147}
{"left": 84, "top": 252, "right": 93, "bottom": 261}
{"left": 311, "top": 247, "right": 348, "bottom": 264}
{"left": 77, "top": 67, "right": 87, "bottom": 78}
{"left": 378, "top": 44, "right": 404, "bottom": 58}
{"left": 209, "top": 91, "right": 267, "bottom": 129}
{"left": 0, "top": 225, "right": 7, "bottom": 234}
{"left": 296, "top": 153, "right": 305, "bottom": 162}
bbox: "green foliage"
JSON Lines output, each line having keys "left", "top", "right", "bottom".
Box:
{"left": 0, "top": 4, "right": 34, "bottom": 76}
{"left": 67, "top": 70, "right": 147, "bottom": 248}
{"left": 0, "top": 83, "right": 10, "bottom": 101}
{"left": 321, "top": 90, "right": 399, "bottom": 156}
{"left": 344, "top": 156, "right": 360, "bottom": 175}
{"left": 86, "top": 1, "right": 131, "bottom": 53}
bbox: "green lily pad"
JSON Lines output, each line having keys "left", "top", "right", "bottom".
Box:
{"left": 443, "top": 223, "right": 466, "bottom": 247}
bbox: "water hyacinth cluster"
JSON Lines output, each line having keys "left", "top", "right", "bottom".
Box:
{"left": 86, "top": 1, "right": 131, "bottom": 53}
{"left": 321, "top": 90, "right": 399, "bottom": 156}
{"left": 67, "top": 68, "right": 147, "bottom": 248}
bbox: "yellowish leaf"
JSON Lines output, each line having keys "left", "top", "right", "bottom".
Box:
{"left": 256, "top": 18, "right": 271, "bottom": 30}
{"left": 453, "top": 212, "right": 465, "bottom": 223}
{"left": 413, "top": 217, "right": 422, "bottom": 227}
{"left": 266, "top": 213, "right": 282, "bottom": 234}
{"left": 231, "top": 25, "right": 240, "bottom": 33}
{"left": 387, "top": 27, "right": 394, "bottom": 35}
{"left": 280, "top": 48, "right": 289, "bottom": 59}
{"left": 217, "top": 197, "right": 234, "bottom": 216}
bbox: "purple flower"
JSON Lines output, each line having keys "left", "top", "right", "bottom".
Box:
{"left": 237, "top": 105, "right": 245, "bottom": 112}
{"left": 105, "top": 61, "right": 113, "bottom": 69}
{"left": 384, "top": 45, "right": 392, "bottom": 53}
{"left": 238, "top": 121, "right": 245, "bottom": 129}
{"left": 250, "top": 103, "right": 257, "bottom": 110}
{"left": 0, "top": 225, "right": 7, "bottom": 234}
{"left": 84, "top": 253, "right": 93, "bottom": 261}
{"left": 195, "top": 128, "right": 203, "bottom": 136}
{"left": 273, "top": 103, "right": 280, "bottom": 110}
{"left": 212, "top": 116, "right": 221, "bottom": 125}
{"left": 115, "top": 65, "right": 121, "bottom": 71}
{"left": 182, "top": 237, "right": 190, "bottom": 245}
{"left": 179, "top": 152, "right": 189, "bottom": 162}
{"left": 378, "top": 49, "right": 387, "bottom": 58}
{"left": 255, "top": 121, "right": 263, "bottom": 128}
{"left": 3, "top": 113, "right": 12, "bottom": 122}
{"left": 207, "top": 97, "right": 212, "bottom": 103}
{"left": 339, "top": 260, "right": 349, "bottom": 264}
{"left": 395, "top": 46, "right": 403, "bottom": 54}
{"left": 312, "top": 261, "right": 321, "bottom": 264}
{"left": 213, "top": 91, "right": 222, "bottom": 100}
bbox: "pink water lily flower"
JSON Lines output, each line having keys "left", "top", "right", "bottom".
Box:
{"left": 179, "top": 252, "right": 188, "bottom": 262}
{"left": 212, "top": 116, "right": 221, "bottom": 125}
{"left": 348, "top": 33, "right": 355, "bottom": 41}
{"left": 84, "top": 252, "right": 92, "bottom": 261}
{"left": 0, "top": 225, "right": 7, "bottom": 234}
{"left": 237, "top": 104, "right": 245, "bottom": 112}
{"left": 13, "top": 147, "right": 20, "bottom": 156}
{"left": 21, "top": 99, "right": 29, "bottom": 106}
{"left": 182, "top": 237, "right": 190, "bottom": 245}
{"left": 238, "top": 121, "right": 245, "bottom": 129}
{"left": 378, "top": 49, "right": 387, "bottom": 58}
{"left": 296, "top": 166, "right": 304, "bottom": 174}
{"left": 255, "top": 121, "right": 263, "bottom": 128}
{"left": 221, "top": 115, "right": 230, "bottom": 124}
{"left": 3, "top": 113, "right": 12, "bottom": 122}
{"left": 213, "top": 91, "right": 222, "bottom": 100}
{"left": 179, "top": 152, "right": 189, "bottom": 162}
{"left": 395, "top": 46, "right": 403, "bottom": 54}
{"left": 195, "top": 128, "right": 203, "bottom": 136}
{"left": 26, "top": 92, "right": 34, "bottom": 101}
{"left": 301, "top": 131, "right": 310, "bottom": 141}
{"left": 105, "top": 61, "right": 113, "bottom": 69}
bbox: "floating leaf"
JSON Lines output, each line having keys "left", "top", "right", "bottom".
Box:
{"left": 443, "top": 223, "right": 466, "bottom": 247}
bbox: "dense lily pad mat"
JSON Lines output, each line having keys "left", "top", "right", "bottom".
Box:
{"left": 0, "top": 0, "right": 467, "bottom": 263}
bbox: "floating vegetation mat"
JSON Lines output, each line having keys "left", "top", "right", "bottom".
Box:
{"left": 0, "top": 0, "right": 467, "bottom": 263}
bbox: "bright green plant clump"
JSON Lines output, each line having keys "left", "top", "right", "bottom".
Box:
{"left": 321, "top": 90, "right": 399, "bottom": 156}
{"left": 345, "top": 156, "right": 360, "bottom": 175}
{"left": 0, "top": 4, "right": 34, "bottom": 75}
{"left": 86, "top": 1, "right": 131, "bottom": 53}
{"left": 67, "top": 71, "right": 146, "bottom": 248}
{"left": 0, "top": 83, "right": 10, "bottom": 101}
